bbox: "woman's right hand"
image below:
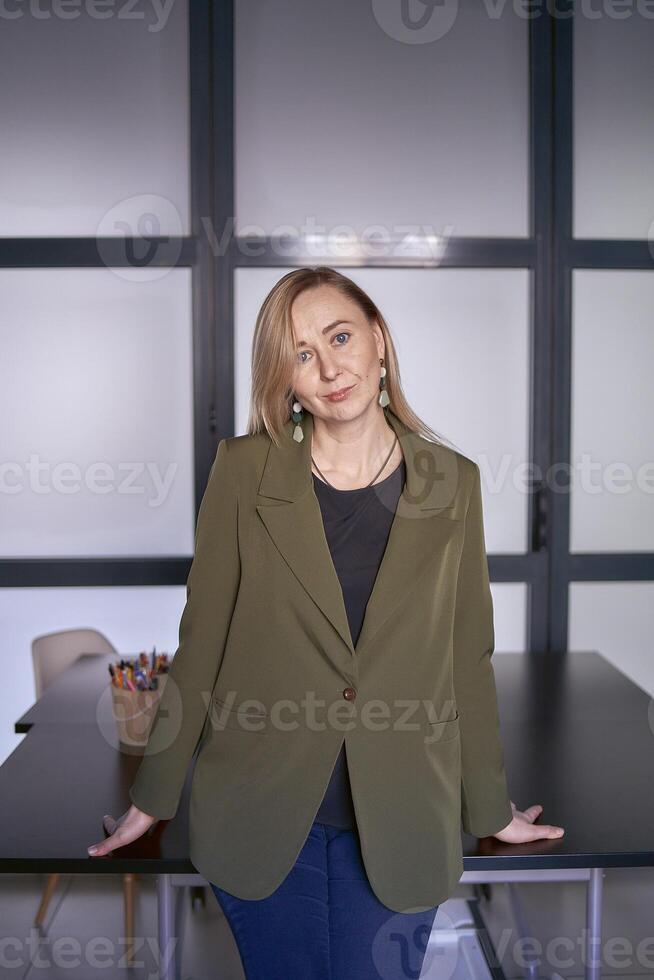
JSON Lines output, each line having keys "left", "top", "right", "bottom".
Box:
{"left": 87, "top": 805, "right": 157, "bottom": 857}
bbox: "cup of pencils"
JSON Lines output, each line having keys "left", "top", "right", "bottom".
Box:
{"left": 109, "top": 648, "right": 170, "bottom": 753}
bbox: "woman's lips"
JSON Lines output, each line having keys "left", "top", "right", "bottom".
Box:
{"left": 324, "top": 384, "right": 355, "bottom": 402}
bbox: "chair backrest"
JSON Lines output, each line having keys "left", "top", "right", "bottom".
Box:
{"left": 31, "top": 628, "right": 116, "bottom": 699}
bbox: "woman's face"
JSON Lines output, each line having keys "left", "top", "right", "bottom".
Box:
{"left": 290, "top": 284, "right": 385, "bottom": 423}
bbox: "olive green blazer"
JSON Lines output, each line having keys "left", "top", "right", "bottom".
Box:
{"left": 129, "top": 405, "right": 512, "bottom": 913}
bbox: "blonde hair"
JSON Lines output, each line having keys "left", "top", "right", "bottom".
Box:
{"left": 246, "top": 266, "right": 457, "bottom": 451}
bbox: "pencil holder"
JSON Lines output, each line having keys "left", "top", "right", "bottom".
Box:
{"left": 110, "top": 674, "right": 169, "bottom": 754}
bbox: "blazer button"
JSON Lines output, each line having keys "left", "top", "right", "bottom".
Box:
{"left": 342, "top": 687, "right": 357, "bottom": 700}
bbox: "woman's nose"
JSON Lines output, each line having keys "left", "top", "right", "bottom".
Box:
{"left": 318, "top": 354, "right": 341, "bottom": 377}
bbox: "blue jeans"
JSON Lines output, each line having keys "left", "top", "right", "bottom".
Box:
{"left": 209, "top": 820, "right": 439, "bottom": 980}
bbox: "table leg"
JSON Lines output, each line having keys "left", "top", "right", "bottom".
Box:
{"left": 157, "top": 874, "right": 178, "bottom": 980}
{"left": 585, "top": 868, "right": 604, "bottom": 980}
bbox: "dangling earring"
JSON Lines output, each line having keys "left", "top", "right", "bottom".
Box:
{"left": 291, "top": 398, "right": 304, "bottom": 443}
{"left": 378, "top": 357, "right": 390, "bottom": 407}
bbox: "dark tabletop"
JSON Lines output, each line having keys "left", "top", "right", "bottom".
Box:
{"left": 15, "top": 652, "right": 149, "bottom": 733}
{"left": 2, "top": 650, "right": 653, "bottom": 874}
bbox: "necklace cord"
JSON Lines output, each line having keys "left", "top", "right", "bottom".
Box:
{"left": 311, "top": 433, "right": 399, "bottom": 489}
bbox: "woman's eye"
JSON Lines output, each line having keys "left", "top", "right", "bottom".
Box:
{"left": 298, "top": 333, "right": 350, "bottom": 364}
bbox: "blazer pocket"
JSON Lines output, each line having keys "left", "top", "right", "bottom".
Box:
{"left": 211, "top": 696, "right": 270, "bottom": 735}
{"left": 425, "top": 708, "right": 460, "bottom": 744}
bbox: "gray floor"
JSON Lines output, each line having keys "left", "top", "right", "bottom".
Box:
{"left": 0, "top": 869, "right": 653, "bottom": 979}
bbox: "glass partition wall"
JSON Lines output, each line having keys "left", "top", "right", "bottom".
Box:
{"left": 2, "top": 0, "right": 653, "bottom": 766}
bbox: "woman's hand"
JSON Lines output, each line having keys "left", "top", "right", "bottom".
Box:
{"left": 87, "top": 805, "right": 157, "bottom": 857}
{"left": 493, "top": 801, "right": 565, "bottom": 842}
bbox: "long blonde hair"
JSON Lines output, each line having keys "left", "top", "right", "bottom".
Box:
{"left": 246, "top": 266, "right": 457, "bottom": 450}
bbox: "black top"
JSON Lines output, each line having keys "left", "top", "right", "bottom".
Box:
{"left": 311, "top": 456, "right": 406, "bottom": 829}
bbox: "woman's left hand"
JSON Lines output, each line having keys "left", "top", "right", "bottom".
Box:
{"left": 492, "top": 801, "right": 565, "bottom": 842}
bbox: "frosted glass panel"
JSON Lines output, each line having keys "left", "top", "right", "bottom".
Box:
{"left": 0, "top": 585, "right": 187, "bottom": 766}
{"left": 492, "top": 583, "right": 528, "bottom": 654}
{"left": 0, "top": 269, "right": 195, "bottom": 557}
{"left": 571, "top": 272, "right": 654, "bottom": 552}
{"left": 569, "top": 583, "right": 654, "bottom": 699}
{"left": 235, "top": 267, "right": 530, "bottom": 553}
{"left": 0, "top": 1, "right": 189, "bottom": 237}
{"left": 236, "top": 0, "right": 528, "bottom": 238}
{"left": 574, "top": 12, "right": 654, "bottom": 239}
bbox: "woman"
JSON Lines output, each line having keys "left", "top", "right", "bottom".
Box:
{"left": 88, "top": 267, "right": 564, "bottom": 979}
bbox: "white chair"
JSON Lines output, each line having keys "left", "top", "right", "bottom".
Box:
{"left": 31, "top": 628, "right": 139, "bottom": 967}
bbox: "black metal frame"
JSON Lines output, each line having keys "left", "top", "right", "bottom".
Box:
{"left": 3, "top": 0, "right": 651, "bottom": 659}
{"left": 549, "top": 0, "right": 654, "bottom": 652}
{"left": 0, "top": 0, "right": 216, "bottom": 590}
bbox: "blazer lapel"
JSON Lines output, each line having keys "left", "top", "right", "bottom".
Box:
{"left": 255, "top": 407, "right": 462, "bottom": 668}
